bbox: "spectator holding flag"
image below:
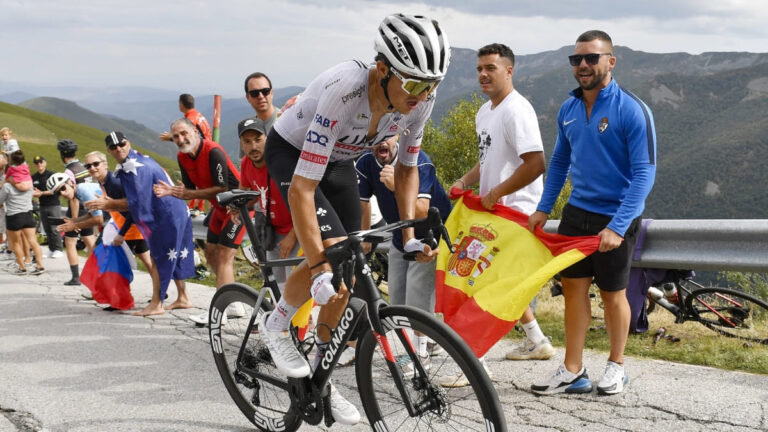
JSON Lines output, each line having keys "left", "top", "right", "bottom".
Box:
{"left": 105, "top": 131, "right": 195, "bottom": 315}
{"left": 84, "top": 143, "right": 191, "bottom": 315}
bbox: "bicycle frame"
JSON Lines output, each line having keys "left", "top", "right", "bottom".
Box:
{"left": 217, "top": 190, "right": 451, "bottom": 426}
{"left": 649, "top": 273, "right": 747, "bottom": 328}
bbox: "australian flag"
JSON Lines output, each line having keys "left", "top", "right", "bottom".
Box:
{"left": 115, "top": 149, "right": 194, "bottom": 298}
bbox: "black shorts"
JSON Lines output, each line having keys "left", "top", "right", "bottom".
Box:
{"left": 264, "top": 129, "right": 361, "bottom": 240}
{"left": 6, "top": 211, "right": 36, "bottom": 231}
{"left": 126, "top": 239, "right": 150, "bottom": 255}
{"left": 557, "top": 204, "right": 641, "bottom": 292}
{"left": 65, "top": 206, "right": 96, "bottom": 238}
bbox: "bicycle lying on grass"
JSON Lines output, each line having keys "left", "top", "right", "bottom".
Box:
{"left": 207, "top": 189, "right": 507, "bottom": 431}
{"left": 646, "top": 269, "right": 768, "bottom": 344}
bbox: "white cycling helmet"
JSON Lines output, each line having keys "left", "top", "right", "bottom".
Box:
{"left": 374, "top": 14, "right": 451, "bottom": 81}
{"left": 46, "top": 172, "right": 70, "bottom": 193}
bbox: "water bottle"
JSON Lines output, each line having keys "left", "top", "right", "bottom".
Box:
{"left": 661, "top": 282, "right": 679, "bottom": 304}
{"left": 648, "top": 286, "right": 678, "bottom": 312}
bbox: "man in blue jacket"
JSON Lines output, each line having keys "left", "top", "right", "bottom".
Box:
{"left": 529, "top": 30, "right": 657, "bottom": 396}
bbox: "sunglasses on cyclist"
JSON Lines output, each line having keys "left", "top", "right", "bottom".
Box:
{"left": 389, "top": 68, "right": 440, "bottom": 96}
{"left": 248, "top": 87, "right": 272, "bottom": 98}
{"left": 107, "top": 141, "right": 128, "bottom": 151}
{"left": 568, "top": 53, "right": 612, "bottom": 66}
{"left": 84, "top": 161, "right": 103, "bottom": 170}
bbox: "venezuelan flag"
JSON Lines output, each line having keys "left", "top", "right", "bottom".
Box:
{"left": 436, "top": 190, "right": 600, "bottom": 357}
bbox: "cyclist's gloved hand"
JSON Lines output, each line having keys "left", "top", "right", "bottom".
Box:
{"left": 404, "top": 238, "right": 429, "bottom": 255}
{"left": 310, "top": 272, "right": 335, "bottom": 305}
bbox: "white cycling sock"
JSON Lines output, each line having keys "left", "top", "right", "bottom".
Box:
{"left": 312, "top": 338, "right": 329, "bottom": 372}
{"left": 416, "top": 335, "right": 428, "bottom": 356}
{"left": 265, "top": 298, "right": 299, "bottom": 332}
{"left": 522, "top": 319, "right": 547, "bottom": 345}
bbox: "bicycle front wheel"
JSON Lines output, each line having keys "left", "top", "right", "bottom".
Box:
{"left": 686, "top": 287, "right": 768, "bottom": 344}
{"left": 355, "top": 305, "right": 506, "bottom": 431}
{"left": 209, "top": 283, "right": 303, "bottom": 432}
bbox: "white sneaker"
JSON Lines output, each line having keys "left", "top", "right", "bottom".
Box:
{"left": 189, "top": 310, "right": 227, "bottom": 326}
{"left": 44, "top": 250, "right": 54, "bottom": 258}
{"left": 505, "top": 337, "right": 556, "bottom": 360}
{"left": 226, "top": 302, "right": 247, "bottom": 318}
{"left": 260, "top": 312, "right": 310, "bottom": 378}
{"left": 52, "top": 250, "right": 64, "bottom": 259}
{"left": 329, "top": 383, "right": 361, "bottom": 425}
{"left": 337, "top": 346, "right": 356, "bottom": 366}
{"left": 596, "top": 361, "right": 628, "bottom": 395}
{"left": 438, "top": 358, "right": 492, "bottom": 388}
{"left": 531, "top": 364, "right": 593, "bottom": 395}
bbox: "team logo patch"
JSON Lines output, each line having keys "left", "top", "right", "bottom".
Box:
{"left": 598, "top": 117, "right": 609, "bottom": 134}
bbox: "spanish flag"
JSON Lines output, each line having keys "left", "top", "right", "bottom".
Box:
{"left": 436, "top": 190, "right": 600, "bottom": 357}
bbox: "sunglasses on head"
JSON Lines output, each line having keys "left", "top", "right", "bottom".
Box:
{"left": 107, "top": 141, "right": 128, "bottom": 151}
{"left": 84, "top": 161, "right": 104, "bottom": 170}
{"left": 248, "top": 87, "right": 272, "bottom": 98}
{"left": 568, "top": 53, "right": 612, "bottom": 67}
{"left": 390, "top": 68, "right": 440, "bottom": 96}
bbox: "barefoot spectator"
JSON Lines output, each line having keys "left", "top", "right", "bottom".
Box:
{"left": 105, "top": 132, "right": 195, "bottom": 315}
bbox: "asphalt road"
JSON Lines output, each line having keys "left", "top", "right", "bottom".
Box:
{"left": 1, "top": 253, "right": 767, "bottom": 431}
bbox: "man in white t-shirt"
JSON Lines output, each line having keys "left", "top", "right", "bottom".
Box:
{"left": 450, "top": 43, "right": 554, "bottom": 370}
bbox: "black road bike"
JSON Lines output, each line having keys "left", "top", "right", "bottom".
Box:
{"left": 207, "top": 190, "right": 507, "bottom": 431}
{"left": 647, "top": 270, "right": 768, "bottom": 344}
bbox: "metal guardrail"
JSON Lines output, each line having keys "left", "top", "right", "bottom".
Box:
{"left": 191, "top": 216, "right": 768, "bottom": 273}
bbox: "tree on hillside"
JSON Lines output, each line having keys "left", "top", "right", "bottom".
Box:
{"left": 423, "top": 93, "right": 572, "bottom": 219}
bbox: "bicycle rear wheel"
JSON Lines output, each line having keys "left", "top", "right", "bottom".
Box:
{"left": 686, "top": 287, "right": 768, "bottom": 344}
{"left": 209, "top": 283, "right": 303, "bottom": 431}
{"left": 355, "top": 305, "right": 506, "bottom": 431}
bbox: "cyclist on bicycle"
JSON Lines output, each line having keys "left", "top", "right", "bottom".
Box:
{"left": 260, "top": 13, "right": 450, "bottom": 425}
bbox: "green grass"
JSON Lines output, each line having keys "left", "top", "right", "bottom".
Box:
{"left": 0, "top": 101, "right": 177, "bottom": 178}
{"left": 517, "top": 282, "right": 768, "bottom": 375}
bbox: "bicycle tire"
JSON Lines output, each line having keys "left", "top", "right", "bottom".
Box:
{"left": 355, "top": 305, "right": 507, "bottom": 431}
{"left": 209, "top": 283, "right": 303, "bottom": 431}
{"left": 686, "top": 287, "right": 768, "bottom": 344}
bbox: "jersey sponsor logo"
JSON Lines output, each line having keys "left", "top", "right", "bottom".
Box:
{"left": 598, "top": 117, "right": 609, "bottom": 133}
{"left": 563, "top": 118, "right": 576, "bottom": 126}
{"left": 334, "top": 141, "right": 360, "bottom": 151}
{"left": 407, "top": 145, "right": 420, "bottom": 154}
{"left": 324, "top": 78, "right": 340, "bottom": 89}
{"left": 299, "top": 150, "right": 328, "bottom": 165}
{"left": 305, "top": 130, "right": 329, "bottom": 146}
{"left": 314, "top": 114, "right": 338, "bottom": 131}
{"left": 341, "top": 84, "right": 365, "bottom": 104}
{"left": 389, "top": 124, "right": 398, "bottom": 132}
{"left": 357, "top": 113, "right": 369, "bottom": 120}
{"left": 296, "top": 109, "right": 303, "bottom": 120}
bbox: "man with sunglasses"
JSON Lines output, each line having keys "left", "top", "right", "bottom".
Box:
{"left": 529, "top": 30, "right": 657, "bottom": 396}
{"left": 83, "top": 144, "right": 192, "bottom": 316}
{"left": 31, "top": 155, "right": 64, "bottom": 258}
{"left": 257, "top": 13, "right": 450, "bottom": 425}
{"left": 245, "top": 72, "right": 277, "bottom": 127}
{"left": 447, "top": 43, "right": 551, "bottom": 386}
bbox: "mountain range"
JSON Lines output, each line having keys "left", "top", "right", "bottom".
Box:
{"left": 2, "top": 46, "right": 767, "bottom": 219}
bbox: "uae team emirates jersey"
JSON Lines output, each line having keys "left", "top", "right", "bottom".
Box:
{"left": 273, "top": 60, "right": 435, "bottom": 180}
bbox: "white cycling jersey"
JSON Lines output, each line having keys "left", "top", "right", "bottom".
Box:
{"left": 273, "top": 60, "right": 435, "bottom": 180}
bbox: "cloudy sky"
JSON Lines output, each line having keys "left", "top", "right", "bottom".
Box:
{"left": 3, "top": 0, "right": 767, "bottom": 97}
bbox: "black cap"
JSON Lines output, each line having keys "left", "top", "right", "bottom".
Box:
{"left": 105, "top": 131, "right": 126, "bottom": 147}
{"left": 33, "top": 155, "right": 46, "bottom": 163}
{"left": 237, "top": 117, "right": 267, "bottom": 137}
